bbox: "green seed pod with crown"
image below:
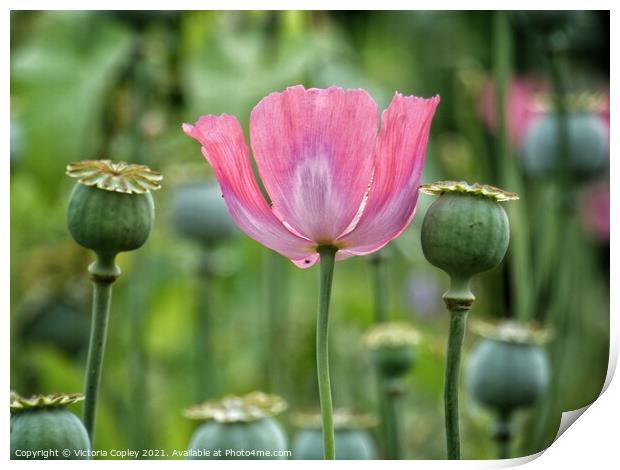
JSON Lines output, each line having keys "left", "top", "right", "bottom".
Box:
{"left": 364, "top": 322, "right": 421, "bottom": 383}
{"left": 419, "top": 181, "right": 518, "bottom": 460}
{"left": 66, "top": 160, "right": 161, "bottom": 255}
{"left": 467, "top": 320, "right": 552, "bottom": 414}
{"left": 184, "top": 392, "right": 288, "bottom": 460}
{"left": 421, "top": 181, "right": 516, "bottom": 289}
{"left": 363, "top": 322, "right": 420, "bottom": 459}
{"left": 466, "top": 320, "right": 552, "bottom": 458}
{"left": 291, "top": 411, "right": 378, "bottom": 460}
{"left": 66, "top": 160, "right": 162, "bottom": 445}
{"left": 10, "top": 393, "right": 90, "bottom": 460}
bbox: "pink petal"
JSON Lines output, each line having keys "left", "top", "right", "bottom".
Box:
{"left": 250, "top": 85, "right": 379, "bottom": 244}
{"left": 292, "top": 253, "right": 320, "bottom": 268}
{"left": 337, "top": 93, "right": 440, "bottom": 255}
{"left": 183, "top": 117, "right": 319, "bottom": 268}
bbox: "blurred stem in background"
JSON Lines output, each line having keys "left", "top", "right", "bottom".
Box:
{"left": 547, "top": 36, "right": 571, "bottom": 200}
{"left": 125, "top": 258, "right": 153, "bottom": 451}
{"left": 129, "top": 37, "right": 149, "bottom": 164}
{"left": 494, "top": 11, "right": 533, "bottom": 322}
{"left": 381, "top": 382, "right": 402, "bottom": 459}
{"left": 493, "top": 412, "right": 512, "bottom": 459}
{"left": 194, "top": 252, "right": 218, "bottom": 400}
{"left": 369, "top": 249, "right": 404, "bottom": 459}
{"left": 316, "top": 245, "right": 337, "bottom": 460}
{"left": 370, "top": 251, "right": 389, "bottom": 324}
{"left": 263, "top": 250, "right": 291, "bottom": 396}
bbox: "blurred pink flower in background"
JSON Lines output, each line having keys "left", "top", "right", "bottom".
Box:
{"left": 578, "top": 181, "right": 610, "bottom": 243}
{"left": 598, "top": 88, "right": 610, "bottom": 136}
{"left": 479, "top": 77, "right": 610, "bottom": 177}
{"left": 478, "top": 77, "right": 546, "bottom": 148}
{"left": 183, "top": 85, "right": 439, "bottom": 268}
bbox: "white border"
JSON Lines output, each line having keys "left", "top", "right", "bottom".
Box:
{"left": 4, "top": 3, "right": 617, "bottom": 468}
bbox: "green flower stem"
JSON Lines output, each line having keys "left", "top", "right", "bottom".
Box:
{"left": 194, "top": 252, "right": 216, "bottom": 400}
{"left": 444, "top": 308, "right": 469, "bottom": 460}
{"left": 83, "top": 252, "right": 120, "bottom": 444}
{"left": 376, "top": 387, "right": 390, "bottom": 457}
{"left": 383, "top": 385, "right": 402, "bottom": 459}
{"left": 316, "top": 245, "right": 337, "bottom": 460}
{"left": 370, "top": 252, "right": 388, "bottom": 323}
{"left": 443, "top": 275, "right": 473, "bottom": 460}
{"left": 494, "top": 412, "right": 513, "bottom": 460}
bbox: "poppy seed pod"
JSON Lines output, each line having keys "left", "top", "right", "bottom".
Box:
{"left": 420, "top": 182, "right": 518, "bottom": 460}
{"left": 521, "top": 113, "right": 609, "bottom": 179}
{"left": 420, "top": 182, "right": 517, "bottom": 284}
{"left": 372, "top": 346, "right": 415, "bottom": 379}
{"left": 467, "top": 321, "right": 552, "bottom": 414}
{"left": 10, "top": 393, "right": 90, "bottom": 460}
{"left": 170, "top": 181, "right": 238, "bottom": 247}
{"left": 66, "top": 160, "right": 162, "bottom": 256}
{"left": 184, "top": 392, "right": 288, "bottom": 460}
{"left": 291, "top": 411, "right": 378, "bottom": 460}
{"left": 364, "top": 322, "right": 421, "bottom": 381}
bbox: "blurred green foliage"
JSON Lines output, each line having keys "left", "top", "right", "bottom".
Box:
{"left": 10, "top": 10, "right": 609, "bottom": 459}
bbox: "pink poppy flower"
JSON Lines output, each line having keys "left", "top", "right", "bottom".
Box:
{"left": 183, "top": 85, "right": 439, "bottom": 268}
